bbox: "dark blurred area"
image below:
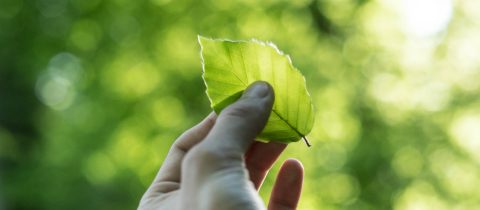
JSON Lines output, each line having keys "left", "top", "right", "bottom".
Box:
{"left": 1, "top": 0, "right": 480, "bottom": 209}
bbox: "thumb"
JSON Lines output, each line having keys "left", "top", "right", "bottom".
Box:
{"left": 198, "top": 81, "right": 274, "bottom": 158}
{"left": 180, "top": 81, "right": 274, "bottom": 208}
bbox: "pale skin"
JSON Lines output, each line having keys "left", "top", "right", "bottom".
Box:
{"left": 139, "top": 81, "right": 304, "bottom": 210}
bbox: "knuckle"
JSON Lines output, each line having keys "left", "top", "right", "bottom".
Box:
{"left": 222, "top": 102, "right": 263, "bottom": 119}
{"left": 185, "top": 146, "right": 226, "bottom": 166}
{"left": 183, "top": 146, "right": 242, "bottom": 172}
{"left": 203, "top": 114, "right": 217, "bottom": 127}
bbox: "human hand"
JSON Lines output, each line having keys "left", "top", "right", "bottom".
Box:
{"left": 138, "top": 81, "right": 304, "bottom": 210}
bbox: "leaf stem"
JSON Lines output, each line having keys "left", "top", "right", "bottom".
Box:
{"left": 303, "top": 136, "right": 311, "bottom": 147}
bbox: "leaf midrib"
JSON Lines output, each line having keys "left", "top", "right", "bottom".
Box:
{"left": 271, "top": 109, "right": 304, "bottom": 139}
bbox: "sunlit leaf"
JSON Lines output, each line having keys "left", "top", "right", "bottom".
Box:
{"left": 199, "top": 36, "right": 315, "bottom": 143}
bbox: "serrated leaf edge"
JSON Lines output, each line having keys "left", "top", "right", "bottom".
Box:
{"left": 198, "top": 35, "right": 315, "bottom": 140}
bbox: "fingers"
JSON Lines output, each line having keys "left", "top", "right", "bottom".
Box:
{"left": 245, "top": 141, "right": 287, "bottom": 189}
{"left": 268, "top": 159, "right": 304, "bottom": 210}
{"left": 151, "top": 113, "right": 216, "bottom": 187}
{"left": 176, "top": 81, "right": 274, "bottom": 207}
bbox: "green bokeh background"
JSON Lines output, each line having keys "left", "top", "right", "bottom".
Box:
{"left": 1, "top": 0, "right": 480, "bottom": 209}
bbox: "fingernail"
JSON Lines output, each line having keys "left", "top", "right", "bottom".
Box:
{"left": 243, "top": 81, "right": 270, "bottom": 98}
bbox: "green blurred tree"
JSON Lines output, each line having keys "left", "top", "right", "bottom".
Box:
{"left": 1, "top": 0, "right": 480, "bottom": 210}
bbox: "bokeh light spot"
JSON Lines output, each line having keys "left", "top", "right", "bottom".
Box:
{"left": 315, "top": 143, "right": 347, "bottom": 171}
{"left": 394, "top": 181, "right": 448, "bottom": 210}
{"left": 313, "top": 86, "right": 360, "bottom": 147}
{"left": 402, "top": 0, "right": 453, "bottom": 37}
{"left": 319, "top": 173, "right": 359, "bottom": 204}
{"left": 104, "top": 58, "right": 161, "bottom": 99}
{"left": 69, "top": 19, "right": 102, "bottom": 51}
{"left": 36, "top": 75, "right": 75, "bottom": 110}
{"left": 151, "top": 96, "right": 185, "bottom": 128}
{"left": 83, "top": 152, "right": 116, "bottom": 185}
{"left": 428, "top": 147, "right": 480, "bottom": 199}
{"left": 155, "top": 25, "right": 198, "bottom": 77}
{"left": 449, "top": 111, "right": 480, "bottom": 163}
{"left": 109, "top": 125, "right": 148, "bottom": 170}
{"left": 392, "top": 146, "right": 423, "bottom": 178}
{"left": 47, "top": 52, "right": 83, "bottom": 81}
{"left": 35, "top": 53, "right": 82, "bottom": 110}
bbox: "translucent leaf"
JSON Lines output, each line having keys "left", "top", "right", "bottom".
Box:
{"left": 199, "top": 36, "right": 315, "bottom": 144}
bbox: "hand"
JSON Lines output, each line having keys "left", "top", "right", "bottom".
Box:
{"left": 138, "top": 81, "right": 304, "bottom": 210}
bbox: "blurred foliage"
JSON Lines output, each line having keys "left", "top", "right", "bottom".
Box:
{"left": 1, "top": 0, "right": 480, "bottom": 210}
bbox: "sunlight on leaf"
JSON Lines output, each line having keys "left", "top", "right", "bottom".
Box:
{"left": 199, "top": 36, "right": 315, "bottom": 143}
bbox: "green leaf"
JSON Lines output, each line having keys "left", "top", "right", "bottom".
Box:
{"left": 199, "top": 36, "right": 315, "bottom": 144}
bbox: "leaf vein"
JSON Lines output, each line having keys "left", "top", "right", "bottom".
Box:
{"left": 224, "top": 44, "right": 247, "bottom": 86}
{"left": 206, "top": 77, "right": 245, "bottom": 88}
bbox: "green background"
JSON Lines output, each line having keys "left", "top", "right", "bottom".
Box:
{"left": 1, "top": 0, "right": 479, "bottom": 209}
